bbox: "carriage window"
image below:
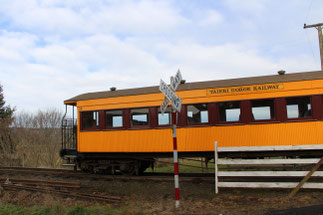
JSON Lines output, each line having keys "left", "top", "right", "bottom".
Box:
{"left": 286, "top": 96, "right": 311, "bottom": 119}
{"left": 106, "top": 110, "right": 123, "bottom": 128}
{"left": 131, "top": 108, "right": 149, "bottom": 126}
{"left": 219, "top": 101, "right": 240, "bottom": 122}
{"left": 82, "top": 111, "right": 99, "bottom": 129}
{"left": 251, "top": 99, "right": 275, "bottom": 120}
{"left": 187, "top": 104, "right": 208, "bottom": 124}
{"left": 158, "top": 107, "right": 172, "bottom": 125}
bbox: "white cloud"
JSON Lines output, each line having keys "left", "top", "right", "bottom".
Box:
{"left": 0, "top": 32, "right": 168, "bottom": 112}
{"left": 0, "top": 0, "right": 188, "bottom": 36}
{"left": 199, "top": 10, "right": 223, "bottom": 26}
{"left": 224, "top": 0, "right": 267, "bottom": 13}
{"left": 154, "top": 41, "right": 319, "bottom": 82}
{"left": 1, "top": 28, "right": 319, "bottom": 112}
{"left": 93, "top": 1, "right": 189, "bottom": 34}
{"left": 0, "top": 0, "right": 322, "bottom": 113}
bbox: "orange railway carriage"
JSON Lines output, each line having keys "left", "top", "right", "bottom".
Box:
{"left": 61, "top": 71, "right": 323, "bottom": 173}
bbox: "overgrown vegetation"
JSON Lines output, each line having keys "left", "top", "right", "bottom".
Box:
{"left": 0, "top": 84, "right": 63, "bottom": 168}
{"left": 0, "top": 84, "right": 16, "bottom": 166}
{"left": 12, "top": 109, "right": 63, "bottom": 168}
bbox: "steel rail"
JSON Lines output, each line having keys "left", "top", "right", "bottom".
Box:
{"left": 0, "top": 167, "right": 217, "bottom": 182}
{"left": 2, "top": 183, "right": 121, "bottom": 203}
{"left": 0, "top": 177, "right": 80, "bottom": 188}
{"left": 2, "top": 166, "right": 322, "bottom": 184}
{"left": 0, "top": 166, "right": 72, "bottom": 172}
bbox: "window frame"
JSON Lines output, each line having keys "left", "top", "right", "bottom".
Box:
{"left": 104, "top": 109, "right": 124, "bottom": 130}
{"left": 285, "top": 96, "right": 313, "bottom": 121}
{"left": 250, "top": 99, "right": 277, "bottom": 123}
{"left": 157, "top": 106, "right": 173, "bottom": 127}
{"left": 130, "top": 108, "right": 150, "bottom": 128}
{"left": 79, "top": 94, "right": 323, "bottom": 132}
{"left": 217, "top": 100, "right": 242, "bottom": 125}
{"left": 311, "top": 95, "right": 323, "bottom": 120}
{"left": 80, "top": 110, "right": 101, "bottom": 131}
{"left": 186, "top": 103, "right": 209, "bottom": 125}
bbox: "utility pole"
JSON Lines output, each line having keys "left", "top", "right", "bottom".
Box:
{"left": 304, "top": 23, "right": 323, "bottom": 72}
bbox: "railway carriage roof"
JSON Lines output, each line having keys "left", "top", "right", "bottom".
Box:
{"left": 65, "top": 70, "right": 323, "bottom": 103}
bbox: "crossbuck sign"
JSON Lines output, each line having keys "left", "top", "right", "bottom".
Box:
{"left": 159, "top": 69, "right": 183, "bottom": 208}
{"left": 159, "top": 70, "right": 183, "bottom": 113}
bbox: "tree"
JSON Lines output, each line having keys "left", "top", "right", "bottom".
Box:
{"left": 13, "top": 109, "right": 63, "bottom": 167}
{"left": 0, "top": 84, "right": 16, "bottom": 165}
{"left": 0, "top": 84, "right": 14, "bottom": 122}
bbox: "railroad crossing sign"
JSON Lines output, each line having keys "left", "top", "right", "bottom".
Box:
{"left": 159, "top": 70, "right": 183, "bottom": 113}
{"left": 170, "top": 70, "right": 183, "bottom": 91}
{"left": 159, "top": 69, "right": 183, "bottom": 208}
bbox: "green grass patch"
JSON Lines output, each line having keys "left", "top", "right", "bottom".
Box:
{"left": 0, "top": 204, "right": 27, "bottom": 215}
{"left": 0, "top": 205, "right": 129, "bottom": 215}
{"left": 66, "top": 205, "right": 126, "bottom": 215}
{"left": 146, "top": 158, "right": 215, "bottom": 173}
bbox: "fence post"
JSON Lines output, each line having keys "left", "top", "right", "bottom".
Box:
{"left": 214, "top": 141, "right": 219, "bottom": 194}
{"left": 289, "top": 157, "right": 323, "bottom": 197}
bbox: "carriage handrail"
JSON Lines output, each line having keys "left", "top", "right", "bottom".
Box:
{"left": 61, "top": 105, "right": 77, "bottom": 151}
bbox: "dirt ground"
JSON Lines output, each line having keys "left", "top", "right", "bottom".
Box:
{"left": 0, "top": 177, "right": 323, "bottom": 215}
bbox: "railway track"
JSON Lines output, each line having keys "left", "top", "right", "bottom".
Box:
{"left": 0, "top": 177, "right": 80, "bottom": 188}
{"left": 0, "top": 166, "right": 214, "bottom": 204}
{"left": 2, "top": 166, "right": 322, "bottom": 185}
{"left": 0, "top": 166, "right": 215, "bottom": 182}
{"left": 0, "top": 173, "right": 122, "bottom": 203}
{"left": 0, "top": 166, "right": 71, "bottom": 172}
{"left": 2, "top": 183, "right": 121, "bottom": 203}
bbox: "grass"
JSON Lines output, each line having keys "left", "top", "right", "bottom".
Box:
{"left": 0, "top": 205, "right": 26, "bottom": 215}
{"left": 146, "top": 158, "right": 215, "bottom": 173}
{"left": 0, "top": 205, "right": 129, "bottom": 215}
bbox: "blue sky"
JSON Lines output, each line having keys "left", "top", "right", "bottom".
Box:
{"left": 0, "top": 0, "right": 323, "bottom": 112}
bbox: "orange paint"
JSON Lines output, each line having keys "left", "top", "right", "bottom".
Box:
{"left": 70, "top": 78, "right": 323, "bottom": 153}
{"left": 78, "top": 121, "right": 323, "bottom": 153}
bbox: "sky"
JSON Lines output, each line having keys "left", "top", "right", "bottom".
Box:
{"left": 0, "top": 0, "right": 323, "bottom": 113}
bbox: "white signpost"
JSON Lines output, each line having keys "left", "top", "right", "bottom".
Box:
{"left": 159, "top": 69, "right": 183, "bottom": 208}
{"left": 170, "top": 70, "right": 183, "bottom": 91}
{"left": 160, "top": 97, "right": 170, "bottom": 114}
{"left": 160, "top": 70, "right": 183, "bottom": 114}
{"left": 159, "top": 79, "right": 182, "bottom": 112}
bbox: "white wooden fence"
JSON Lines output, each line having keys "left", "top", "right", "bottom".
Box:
{"left": 214, "top": 141, "right": 323, "bottom": 194}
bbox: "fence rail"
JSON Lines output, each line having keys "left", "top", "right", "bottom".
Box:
{"left": 214, "top": 141, "right": 323, "bottom": 195}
